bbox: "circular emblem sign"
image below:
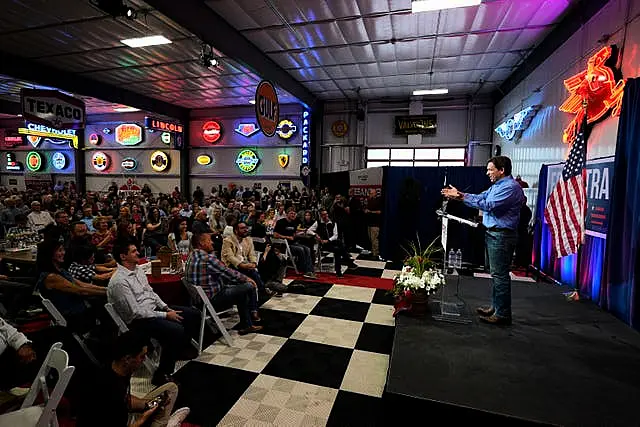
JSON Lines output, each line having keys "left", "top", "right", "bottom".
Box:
{"left": 26, "top": 151, "right": 42, "bottom": 172}
{"left": 276, "top": 119, "right": 297, "bottom": 139}
{"left": 331, "top": 120, "right": 349, "bottom": 138}
{"left": 52, "top": 152, "right": 66, "bottom": 170}
{"left": 161, "top": 132, "right": 172, "bottom": 144}
{"left": 92, "top": 151, "right": 109, "bottom": 172}
{"left": 150, "top": 151, "right": 169, "bottom": 172}
{"left": 235, "top": 149, "right": 259, "bottom": 173}
{"left": 255, "top": 80, "right": 279, "bottom": 137}
{"left": 197, "top": 154, "right": 212, "bottom": 166}
{"left": 202, "top": 121, "right": 222, "bottom": 143}
{"left": 89, "top": 133, "right": 101, "bottom": 145}
{"left": 121, "top": 157, "right": 138, "bottom": 171}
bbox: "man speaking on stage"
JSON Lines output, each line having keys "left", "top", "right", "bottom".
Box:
{"left": 441, "top": 156, "right": 525, "bottom": 325}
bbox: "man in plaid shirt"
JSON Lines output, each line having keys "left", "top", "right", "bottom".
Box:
{"left": 185, "top": 233, "right": 263, "bottom": 335}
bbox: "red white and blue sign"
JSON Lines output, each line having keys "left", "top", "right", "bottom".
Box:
{"left": 234, "top": 123, "right": 260, "bottom": 138}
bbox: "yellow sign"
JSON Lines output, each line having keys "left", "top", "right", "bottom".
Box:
{"left": 197, "top": 154, "right": 212, "bottom": 166}
{"left": 236, "top": 149, "right": 259, "bottom": 173}
{"left": 150, "top": 151, "right": 169, "bottom": 172}
{"left": 18, "top": 127, "right": 78, "bottom": 149}
{"left": 278, "top": 153, "right": 289, "bottom": 168}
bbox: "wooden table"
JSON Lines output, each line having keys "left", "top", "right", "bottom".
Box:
{"left": 0, "top": 249, "right": 37, "bottom": 264}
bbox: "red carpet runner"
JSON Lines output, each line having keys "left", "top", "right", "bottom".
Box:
{"left": 287, "top": 272, "right": 394, "bottom": 290}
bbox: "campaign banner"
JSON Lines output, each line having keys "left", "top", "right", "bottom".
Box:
{"left": 349, "top": 167, "right": 383, "bottom": 197}
{"left": 543, "top": 156, "right": 614, "bottom": 238}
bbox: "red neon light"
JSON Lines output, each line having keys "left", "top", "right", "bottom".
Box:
{"left": 202, "top": 121, "right": 222, "bottom": 143}
{"left": 559, "top": 45, "right": 626, "bottom": 144}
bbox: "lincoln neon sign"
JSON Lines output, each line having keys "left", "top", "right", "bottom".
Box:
{"left": 494, "top": 106, "right": 539, "bottom": 142}
{"left": 301, "top": 111, "right": 310, "bottom": 165}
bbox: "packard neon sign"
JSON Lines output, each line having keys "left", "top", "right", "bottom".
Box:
{"left": 301, "top": 111, "right": 310, "bottom": 165}
{"left": 560, "top": 45, "right": 625, "bottom": 144}
{"left": 495, "top": 106, "right": 539, "bottom": 142}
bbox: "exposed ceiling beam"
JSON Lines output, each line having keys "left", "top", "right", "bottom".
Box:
{"left": 0, "top": 50, "right": 189, "bottom": 121}
{"left": 0, "top": 99, "right": 21, "bottom": 115}
{"left": 493, "top": 0, "right": 611, "bottom": 103}
{"left": 144, "top": 0, "right": 317, "bottom": 108}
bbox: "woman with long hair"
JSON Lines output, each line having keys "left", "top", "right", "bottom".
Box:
{"left": 168, "top": 218, "right": 192, "bottom": 253}
{"left": 91, "top": 216, "right": 116, "bottom": 255}
{"left": 143, "top": 207, "right": 167, "bottom": 254}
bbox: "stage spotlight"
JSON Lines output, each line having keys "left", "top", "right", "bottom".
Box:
{"left": 199, "top": 43, "right": 220, "bottom": 69}
{"left": 93, "top": 0, "right": 137, "bottom": 19}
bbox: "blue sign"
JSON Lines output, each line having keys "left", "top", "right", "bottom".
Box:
{"left": 584, "top": 158, "right": 614, "bottom": 237}
{"left": 495, "top": 106, "right": 539, "bottom": 141}
{"left": 301, "top": 110, "right": 310, "bottom": 165}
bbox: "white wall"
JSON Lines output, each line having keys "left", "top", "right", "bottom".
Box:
{"left": 494, "top": 0, "right": 639, "bottom": 198}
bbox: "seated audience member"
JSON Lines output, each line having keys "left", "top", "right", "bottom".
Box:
{"left": 222, "top": 222, "right": 276, "bottom": 297}
{"left": 185, "top": 233, "right": 262, "bottom": 335}
{"left": 27, "top": 201, "right": 54, "bottom": 231}
{"left": 143, "top": 208, "right": 167, "bottom": 254}
{"left": 257, "top": 243, "right": 288, "bottom": 294}
{"left": 222, "top": 213, "right": 236, "bottom": 238}
{"left": 69, "top": 221, "right": 116, "bottom": 267}
{"left": 76, "top": 330, "right": 189, "bottom": 427}
{"left": 79, "top": 204, "right": 96, "bottom": 233}
{"left": 274, "top": 208, "right": 316, "bottom": 279}
{"left": 6, "top": 213, "right": 33, "bottom": 237}
{"left": 108, "top": 240, "right": 200, "bottom": 386}
{"left": 191, "top": 209, "right": 212, "bottom": 235}
{"left": 69, "top": 244, "right": 116, "bottom": 285}
{"left": 54, "top": 210, "right": 72, "bottom": 248}
{"left": 0, "top": 315, "right": 37, "bottom": 390}
{"left": 250, "top": 211, "right": 267, "bottom": 240}
{"left": 92, "top": 216, "right": 116, "bottom": 256}
{"left": 307, "top": 209, "right": 358, "bottom": 277}
{"left": 167, "top": 218, "right": 192, "bottom": 253}
{"left": 36, "top": 240, "right": 107, "bottom": 332}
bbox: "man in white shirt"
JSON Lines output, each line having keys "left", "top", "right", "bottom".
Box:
{"left": 0, "top": 315, "right": 37, "bottom": 390}
{"left": 108, "top": 241, "right": 200, "bottom": 386}
{"left": 307, "top": 209, "right": 359, "bottom": 278}
{"left": 27, "top": 201, "right": 54, "bottom": 231}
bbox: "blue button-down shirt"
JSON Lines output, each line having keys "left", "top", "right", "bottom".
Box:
{"left": 463, "top": 175, "right": 525, "bottom": 230}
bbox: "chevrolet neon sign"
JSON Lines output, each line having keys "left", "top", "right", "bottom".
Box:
{"left": 18, "top": 124, "right": 78, "bottom": 149}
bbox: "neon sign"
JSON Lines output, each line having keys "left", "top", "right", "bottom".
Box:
{"left": 202, "top": 121, "right": 222, "bottom": 143}
{"left": 197, "top": 155, "right": 212, "bottom": 166}
{"left": 121, "top": 158, "right": 138, "bottom": 171}
{"left": 234, "top": 123, "right": 260, "bottom": 138}
{"left": 236, "top": 149, "right": 259, "bottom": 173}
{"left": 278, "top": 153, "right": 289, "bottom": 168}
{"left": 92, "top": 152, "right": 109, "bottom": 172}
{"left": 276, "top": 119, "right": 296, "bottom": 139}
{"left": 52, "top": 152, "right": 66, "bottom": 170}
{"left": 560, "top": 45, "right": 626, "bottom": 144}
{"left": 301, "top": 110, "right": 310, "bottom": 166}
{"left": 150, "top": 151, "right": 169, "bottom": 172}
{"left": 115, "top": 123, "right": 143, "bottom": 145}
{"left": 144, "top": 117, "right": 183, "bottom": 133}
{"left": 161, "top": 132, "right": 171, "bottom": 144}
{"left": 18, "top": 123, "right": 78, "bottom": 149}
{"left": 89, "top": 133, "right": 101, "bottom": 145}
{"left": 26, "top": 151, "right": 42, "bottom": 172}
{"left": 495, "top": 106, "right": 539, "bottom": 141}
{"left": 6, "top": 153, "right": 23, "bottom": 171}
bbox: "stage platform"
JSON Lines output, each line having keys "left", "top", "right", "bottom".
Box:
{"left": 384, "top": 277, "right": 640, "bottom": 426}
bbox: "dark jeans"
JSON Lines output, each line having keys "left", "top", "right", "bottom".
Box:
{"left": 485, "top": 229, "right": 517, "bottom": 319}
{"left": 130, "top": 305, "right": 200, "bottom": 376}
{"left": 238, "top": 268, "right": 266, "bottom": 294}
{"left": 288, "top": 242, "right": 313, "bottom": 273}
{"left": 210, "top": 283, "right": 258, "bottom": 329}
{"left": 323, "top": 240, "right": 355, "bottom": 273}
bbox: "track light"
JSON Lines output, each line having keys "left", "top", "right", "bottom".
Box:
{"left": 93, "top": 0, "right": 137, "bottom": 20}
{"left": 199, "top": 43, "right": 220, "bottom": 69}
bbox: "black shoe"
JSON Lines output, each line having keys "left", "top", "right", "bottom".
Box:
{"left": 476, "top": 306, "right": 495, "bottom": 317}
{"left": 336, "top": 272, "right": 344, "bottom": 278}
{"left": 178, "top": 346, "right": 200, "bottom": 361}
{"left": 479, "top": 314, "right": 512, "bottom": 325}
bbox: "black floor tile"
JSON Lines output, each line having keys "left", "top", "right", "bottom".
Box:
{"left": 356, "top": 253, "right": 379, "bottom": 261}
{"left": 351, "top": 266, "right": 385, "bottom": 278}
{"left": 310, "top": 297, "right": 370, "bottom": 322}
{"left": 385, "top": 260, "right": 404, "bottom": 270}
{"left": 263, "top": 339, "right": 353, "bottom": 389}
{"left": 286, "top": 280, "right": 333, "bottom": 297}
{"left": 172, "top": 361, "right": 257, "bottom": 427}
{"left": 356, "top": 323, "right": 395, "bottom": 355}
{"left": 327, "top": 390, "right": 384, "bottom": 427}
{"left": 372, "top": 288, "right": 395, "bottom": 305}
{"left": 234, "top": 308, "right": 306, "bottom": 338}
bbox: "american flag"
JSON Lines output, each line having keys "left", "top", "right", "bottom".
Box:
{"left": 544, "top": 112, "right": 588, "bottom": 257}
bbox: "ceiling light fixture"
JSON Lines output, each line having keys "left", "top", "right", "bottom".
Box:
{"left": 121, "top": 35, "right": 172, "bottom": 48}
{"left": 93, "top": 0, "right": 137, "bottom": 19}
{"left": 249, "top": 100, "right": 256, "bottom": 105}
{"left": 411, "top": 0, "right": 481, "bottom": 13}
{"left": 413, "top": 88, "right": 449, "bottom": 95}
{"left": 113, "top": 106, "right": 140, "bottom": 112}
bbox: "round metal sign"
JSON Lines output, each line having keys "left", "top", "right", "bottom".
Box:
{"left": 235, "top": 149, "right": 259, "bottom": 173}
{"left": 150, "top": 151, "right": 169, "bottom": 172}
{"left": 91, "top": 151, "right": 109, "bottom": 172}
{"left": 255, "top": 80, "right": 279, "bottom": 137}
{"left": 26, "top": 151, "right": 42, "bottom": 172}
{"left": 202, "top": 121, "right": 222, "bottom": 143}
{"left": 52, "top": 152, "right": 66, "bottom": 170}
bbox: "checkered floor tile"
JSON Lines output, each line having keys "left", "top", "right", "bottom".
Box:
{"left": 157, "top": 276, "right": 395, "bottom": 426}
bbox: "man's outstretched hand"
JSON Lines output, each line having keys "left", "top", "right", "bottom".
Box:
{"left": 441, "top": 186, "right": 464, "bottom": 200}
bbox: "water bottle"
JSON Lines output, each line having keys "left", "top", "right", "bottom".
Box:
{"left": 448, "top": 249, "right": 455, "bottom": 268}
{"left": 455, "top": 249, "right": 463, "bottom": 269}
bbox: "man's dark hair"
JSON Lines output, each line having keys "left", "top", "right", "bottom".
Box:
{"left": 71, "top": 244, "right": 96, "bottom": 263}
{"left": 54, "top": 210, "right": 67, "bottom": 220}
{"left": 112, "top": 238, "right": 136, "bottom": 265}
{"left": 191, "top": 233, "right": 207, "bottom": 249}
{"left": 488, "top": 156, "right": 512, "bottom": 176}
{"left": 70, "top": 221, "right": 85, "bottom": 231}
{"left": 111, "top": 330, "right": 151, "bottom": 361}
{"left": 233, "top": 221, "right": 246, "bottom": 232}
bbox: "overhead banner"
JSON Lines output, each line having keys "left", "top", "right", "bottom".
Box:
{"left": 394, "top": 115, "right": 437, "bottom": 136}
{"left": 544, "top": 156, "right": 614, "bottom": 238}
{"left": 21, "top": 89, "right": 86, "bottom": 129}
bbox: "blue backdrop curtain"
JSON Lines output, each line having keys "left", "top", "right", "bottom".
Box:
{"left": 380, "top": 166, "right": 488, "bottom": 264}
{"left": 603, "top": 77, "right": 640, "bottom": 329}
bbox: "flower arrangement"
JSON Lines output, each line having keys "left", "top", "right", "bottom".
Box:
{"left": 392, "top": 237, "right": 445, "bottom": 316}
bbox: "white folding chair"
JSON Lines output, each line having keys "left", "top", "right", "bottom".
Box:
{"left": 271, "top": 238, "right": 299, "bottom": 274}
{"left": 0, "top": 342, "right": 75, "bottom": 427}
{"left": 38, "top": 295, "right": 100, "bottom": 367}
{"left": 104, "top": 302, "right": 159, "bottom": 375}
{"left": 182, "top": 278, "right": 234, "bottom": 352}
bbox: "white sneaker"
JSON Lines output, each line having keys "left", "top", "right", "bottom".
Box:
{"left": 167, "top": 407, "right": 190, "bottom": 427}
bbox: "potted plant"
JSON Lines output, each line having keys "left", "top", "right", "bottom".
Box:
{"left": 392, "top": 237, "right": 445, "bottom": 316}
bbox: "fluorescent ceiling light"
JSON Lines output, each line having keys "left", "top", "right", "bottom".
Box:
{"left": 120, "top": 35, "right": 172, "bottom": 48}
{"left": 113, "top": 106, "right": 140, "bottom": 112}
{"left": 413, "top": 88, "right": 449, "bottom": 95}
{"left": 249, "top": 99, "right": 256, "bottom": 105}
{"left": 412, "top": 0, "right": 481, "bottom": 13}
